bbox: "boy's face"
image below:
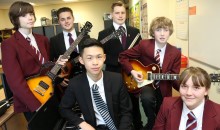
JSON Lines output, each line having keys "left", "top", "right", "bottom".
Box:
{"left": 112, "top": 6, "right": 126, "bottom": 25}
{"left": 79, "top": 46, "right": 106, "bottom": 80}
{"left": 19, "top": 13, "right": 35, "bottom": 29}
{"left": 58, "top": 11, "right": 74, "bottom": 32}
{"left": 154, "top": 27, "right": 170, "bottom": 45}
{"left": 179, "top": 77, "right": 208, "bottom": 110}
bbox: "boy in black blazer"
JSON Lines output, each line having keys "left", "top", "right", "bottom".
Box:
{"left": 98, "top": 2, "right": 142, "bottom": 129}
{"left": 59, "top": 38, "right": 133, "bottom": 130}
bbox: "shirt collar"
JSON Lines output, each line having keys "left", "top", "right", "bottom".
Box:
{"left": 113, "top": 22, "right": 126, "bottom": 31}
{"left": 87, "top": 72, "right": 104, "bottom": 89}
{"left": 18, "top": 29, "right": 33, "bottom": 39}
{"left": 155, "top": 41, "right": 167, "bottom": 53}
{"left": 63, "top": 28, "right": 76, "bottom": 37}
{"left": 182, "top": 99, "right": 205, "bottom": 120}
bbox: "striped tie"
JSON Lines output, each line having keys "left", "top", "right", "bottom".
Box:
{"left": 154, "top": 49, "right": 161, "bottom": 88}
{"left": 92, "top": 84, "right": 117, "bottom": 130}
{"left": 186, "top": 111, "right": 197, "bottom": 130}
{"left": 26, "top": 37, "right": 45, "bottom": 64}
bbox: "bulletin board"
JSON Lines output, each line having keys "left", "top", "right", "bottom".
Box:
{"left": 189, "top": 0, "right": 220, "bottom": 69}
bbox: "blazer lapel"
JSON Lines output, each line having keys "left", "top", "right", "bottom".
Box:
{"left": 125, "top": 26, "right": 132, "bottom": 49}
{"left": 202, "top": 100, "right": 217, "bottom": 130}
{"left": 81, "top": 74, "right": 96, "bottom": 124}
{"left": 14, "top": 32, "right": 41, "bottom": 65}
{"left": 162, "top": 44, "right": 172, "bottom": 72}
{"left": 170, "top": 98, "right": 183, "bottom": 130}
{"left": 103, "top": 72, "right": 115, "bottom": 120}
{"left": 34, "top": 34, "right": 48, "bottom": 62}
{"left": 58, "top": 33, "right": 67, "bottom": 53}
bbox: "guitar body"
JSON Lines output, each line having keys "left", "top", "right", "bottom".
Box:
{"left": 27, "top": 76, "right": 53, "bottom": 104}
{"left": 122, "top": 60, "right": 160, "bottom": 93}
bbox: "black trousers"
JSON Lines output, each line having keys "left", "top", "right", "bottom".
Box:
{"left": 140, "top": 86, "right": 163, "bottom": 130}
{"left": 129, "top": 93, "right": 143, "bottom": 130}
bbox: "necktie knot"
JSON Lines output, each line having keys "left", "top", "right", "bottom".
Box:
{"left": 68, "top": 33, "right": 72, "bottom": 37}
{"left": 26, "top": 37, "right": 31, "bottom": 43}
{"left": 92, "top": 84, "right": 99, "bottom": 90}
{"left": 157, "top": 49, "right": 161, "bottom": 53}
{"left": 187, "top": 111, "right": 196, "bottom": 120}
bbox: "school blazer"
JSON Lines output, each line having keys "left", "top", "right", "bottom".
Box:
{"left": 98, "top": 25, "right": 141, "bottom": 73}
{"left": 119, "top": 39, "right": 181, "bottom": 96}
{"left": 153, "top": 97, "right": 220, "bottom": 130}
{"left": 1, "top": 31, "right": 49, "bottom": 112}
{"left": 59, "top": 71, "right": 133, "bottom": 130}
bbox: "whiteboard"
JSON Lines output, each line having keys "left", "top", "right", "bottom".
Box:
{"left": 189, "top": 0, "right": 220, "bottom": 69}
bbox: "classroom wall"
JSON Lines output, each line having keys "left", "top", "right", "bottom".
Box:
{"left": 0, "top": 0, "right": 116, "bottom": 39}
{"left": 130, "top": 0, "right": 188, "bottom": 56}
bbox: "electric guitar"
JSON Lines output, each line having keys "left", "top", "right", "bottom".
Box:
{"left": 122, "top": 59, "right": 220, "bottom": 93}
{"left": 26, "top": 21, "right": 93, "bottom": 104}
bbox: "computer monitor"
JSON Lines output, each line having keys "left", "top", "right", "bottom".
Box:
{"left": 32, "top": 26, "right": 44, "bottom": 35}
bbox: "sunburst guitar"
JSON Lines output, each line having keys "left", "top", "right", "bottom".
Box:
{"left": 122, "top": 59, "right": 220, "bottom": 93}
{"left": 122, "top": 59, "right": 179, "bottom": 93}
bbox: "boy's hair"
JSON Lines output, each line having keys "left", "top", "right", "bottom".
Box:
{"left": 179, "top": 67, "right": 211, "bottom": 90}
{"left": 149, "top": 16, "right": 174, "bottom": 38}
{"left": 79, "top": 38, "right": 104, "bottom": 56}
{"left": 57, "top": 7, "right": 73, "bottom": 19}
{"left": 9, "top": 1, "right": 36, "bottom": 30}
{"left": 111, "top": 1, "right": 126, "bottom": 12}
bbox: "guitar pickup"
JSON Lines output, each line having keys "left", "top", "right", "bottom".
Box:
{"left": 39, "top": 81, "right": 49, "bottom": 90}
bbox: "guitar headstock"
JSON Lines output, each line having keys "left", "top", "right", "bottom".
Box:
{"left": 80, "top": 21, "right": 93, "bottom": 34}
{"left": 210, "top": 73, "right": 220, "bottom": 82}
{"left": 113, "top": 26, "right": 126, "bottom": 38}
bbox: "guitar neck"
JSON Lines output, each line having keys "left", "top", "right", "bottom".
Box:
{"left": 49, "top": 32, "right": 86, "bottom": 77}
{"left": 149, "top": 73, "right": 180, "bottom": 80}
{"left": 100, "top": 32, "right": 115, "bottom": 44}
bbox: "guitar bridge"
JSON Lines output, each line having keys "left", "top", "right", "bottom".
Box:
{"left": 33, "top": 81, "right": 49, "bottom": 96}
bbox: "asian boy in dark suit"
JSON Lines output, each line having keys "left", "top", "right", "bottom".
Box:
{"left": 153, "top": 67, "right": 220, "bottom": 130}
{"left": 119, "top": 17, "right": 181, "bottom": 130}
{"left": 98, "top": 2, "right": 142, "bottom": 129}
{"left": 59, "top": 38, "right": 133, "bottom": 130}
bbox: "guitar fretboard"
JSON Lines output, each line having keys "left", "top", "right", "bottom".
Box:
{"left": 148, "top": 73, "right": 179, "bottom": 80}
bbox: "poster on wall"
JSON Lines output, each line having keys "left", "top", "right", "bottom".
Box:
{"left": 140, "top": 0, "right": 148, "bottom": 39}
{"left": 176, "top": 0, "right": 188, "bottom": 40}
{"left": 129, "top": 2, "right": 140, "bottom": 29}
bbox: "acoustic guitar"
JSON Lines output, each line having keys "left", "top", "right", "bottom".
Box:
{"left": 122, "top": 59, "right": 220, "bottom": 93}
{"left": 26, "top": 21, "right": 93, "bottom": 104}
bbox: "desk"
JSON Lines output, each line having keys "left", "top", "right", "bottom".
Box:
{"left": 0, "top": 105, "right": 14, "bottom": 130}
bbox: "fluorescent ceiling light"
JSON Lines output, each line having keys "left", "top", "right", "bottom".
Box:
{"left": 63, "top": 0, "right": 79, "bottom": 2}
{"left": 30, "top": 2, "right": 36, "bottom": 6}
